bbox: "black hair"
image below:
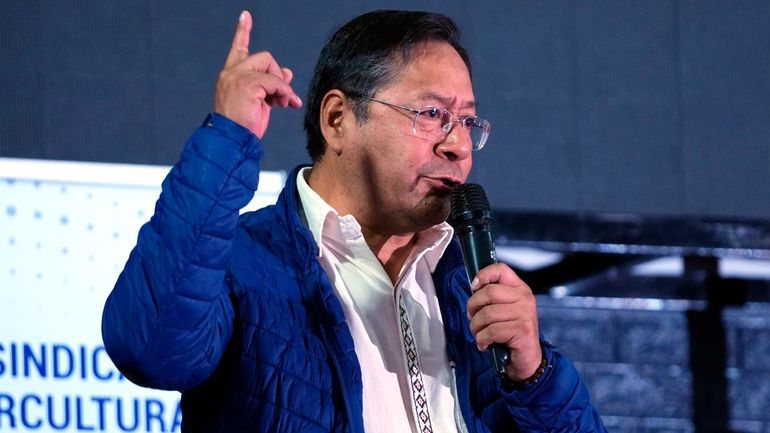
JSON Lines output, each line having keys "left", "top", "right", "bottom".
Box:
{"left": 303, "top": 10, "right": 471, "bottom": 162}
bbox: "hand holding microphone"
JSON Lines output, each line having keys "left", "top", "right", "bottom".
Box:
{"left": 449, "top": 184, "right": 544, "bottom": 383}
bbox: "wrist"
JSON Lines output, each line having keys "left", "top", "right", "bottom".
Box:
{"left": 504, "top": 352, "right": 551, "bottom": 391}
{"left": 202, "top": 113, "right": 262, "bottom": 153}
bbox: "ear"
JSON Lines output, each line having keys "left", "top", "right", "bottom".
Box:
{"left": 319, "top": 89, "right": 349, "bottom": 156}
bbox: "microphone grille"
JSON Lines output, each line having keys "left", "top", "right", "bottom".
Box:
{"left": 449, "top": 183, "right": 490, "bottom": 219}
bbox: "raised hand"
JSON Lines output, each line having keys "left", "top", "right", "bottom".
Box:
{"left": 214, "top": 10, "right": 302, "bottom": 138}
{"left": 466, "top": 262, "right": 544, "bottom": 382}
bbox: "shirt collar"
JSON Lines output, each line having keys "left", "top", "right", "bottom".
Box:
{"left": 408, "top": 222, "right": 454, "bottom": 273}
{"left": 296, "top": 167, "right": 338, "bottom": 257}
{"left": 295, "top": 167, "right": 454, "bottom": 270}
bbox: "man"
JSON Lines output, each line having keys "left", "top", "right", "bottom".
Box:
{"left": 102, "top": 9, "right": 606, "bottom": 433}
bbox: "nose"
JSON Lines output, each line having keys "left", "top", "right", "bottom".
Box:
{"left": 435, "top": 122, "right": 472, "bottom": 162}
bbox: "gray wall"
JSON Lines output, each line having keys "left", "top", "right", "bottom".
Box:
{"left": 538, "top": 296, "right": 770, "bottom": 432}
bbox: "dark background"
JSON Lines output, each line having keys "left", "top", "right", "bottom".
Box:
{"left": 2, "top": 0, "right": 768, "bottom": 220}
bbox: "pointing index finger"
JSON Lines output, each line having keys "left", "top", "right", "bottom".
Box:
{"left": 225, "top": 10, "right": 252, "bottom": 67}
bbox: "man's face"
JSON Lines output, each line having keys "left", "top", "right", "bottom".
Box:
{"left": 342, "top": 41, "right": 476, "bottom": 235}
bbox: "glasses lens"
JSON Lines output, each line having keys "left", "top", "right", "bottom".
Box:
{"left": 413, "top": 107, "right": 490, "bottom": 151}
{"left": 469, "top": 118, "right": 490, "bottom": 151}
{"left": 413, "top": 108, "right": 448, "bottom": 139}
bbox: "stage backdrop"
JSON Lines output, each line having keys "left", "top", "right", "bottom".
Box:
{"left": 1, "top": 0, "right": 768, "bottom": 221}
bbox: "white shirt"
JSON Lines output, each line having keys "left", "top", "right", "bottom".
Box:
{"left": 296, "top": 168, "right": 467, "bottom": 433}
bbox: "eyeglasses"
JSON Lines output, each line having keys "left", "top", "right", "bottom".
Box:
{"left": 363, "top": 97, "right": 490, "bottom": 151}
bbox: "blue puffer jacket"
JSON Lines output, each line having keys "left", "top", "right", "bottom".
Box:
{"left": 102, "top": 113, "right": 607, "bottom": 433}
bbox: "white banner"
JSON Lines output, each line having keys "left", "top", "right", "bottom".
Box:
{"left": 0, "top": 158, "right": 284, "bottom": 433}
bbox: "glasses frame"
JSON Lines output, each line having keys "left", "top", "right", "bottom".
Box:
{"left": 362, "top": 96, "right": 490, "bottom": 151}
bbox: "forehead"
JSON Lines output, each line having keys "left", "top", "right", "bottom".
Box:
{"left": 380, "top": 41, "right": 476, "bottom": 109}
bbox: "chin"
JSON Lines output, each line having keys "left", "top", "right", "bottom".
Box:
{"left": 418, "top": 196, "right": 452, "bottom": 226}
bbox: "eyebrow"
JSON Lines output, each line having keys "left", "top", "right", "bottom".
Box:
{"left": 416, "top": 91, "right": 477, "bottom": 111}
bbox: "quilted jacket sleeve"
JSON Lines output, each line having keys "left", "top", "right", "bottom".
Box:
{"left": 101, "top": 113, "right": 263, "bottom": 390}
{"left": 513, "top": 347, "right": 607, "bottom": 432}
{"left": 480, "top": 341, "right": 608, "bottom": 432}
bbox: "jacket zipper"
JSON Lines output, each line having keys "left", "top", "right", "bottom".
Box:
{"left": 450, "top": 359, "right": 471, "bottom": 433}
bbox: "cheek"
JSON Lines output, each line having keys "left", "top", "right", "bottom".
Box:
{"left": 460, "top": 159, "right": 472, "bottom": 182}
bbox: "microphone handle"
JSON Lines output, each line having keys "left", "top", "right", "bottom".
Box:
{"left": 457, "top": 226, "right": 511, "bottom": 378}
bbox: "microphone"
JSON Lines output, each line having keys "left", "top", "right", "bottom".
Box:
{"left": 448, "top": 183, "right": 510, "bottom": 378}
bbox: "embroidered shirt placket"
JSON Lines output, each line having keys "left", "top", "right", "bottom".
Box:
{"left": 397, "top": 290, "right": 434, "bottom": 433}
